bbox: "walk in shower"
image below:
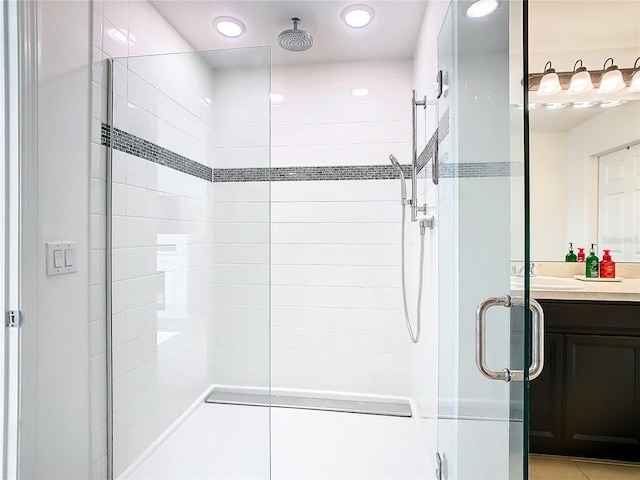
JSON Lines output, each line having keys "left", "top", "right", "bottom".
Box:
{"left": 103, "top": 1, "right": 532, "bottom": 479}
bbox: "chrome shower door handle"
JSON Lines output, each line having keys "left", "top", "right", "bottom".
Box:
{"left": 528, "top": 298, "right": 545, "bottom": 380}
{"left": 475, "top": 295, "right": 545, "bottom": 382}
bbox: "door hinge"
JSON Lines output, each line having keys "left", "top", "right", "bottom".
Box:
{"left": 436, "top": 452, "right": 444, "bottom": 480}
{"left": 7, "top": 310, "right": 22, "bottom": 328}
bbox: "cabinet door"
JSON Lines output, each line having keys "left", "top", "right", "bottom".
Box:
{"left": 565, "top": 334, "right": 640, "bottom": 461}
{"left": 530, "top": 333, "right": 564, "bottom": 453}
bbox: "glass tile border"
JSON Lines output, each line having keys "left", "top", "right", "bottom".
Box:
{"left": 101, "top": 123, "right": 213, "bottom": 182}
{"left": 102, "top": 123, "right": 521, "bottom": 182}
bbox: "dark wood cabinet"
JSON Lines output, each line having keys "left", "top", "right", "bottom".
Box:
{"left": 530, "top": 300, "right": 640, "bottom": 462}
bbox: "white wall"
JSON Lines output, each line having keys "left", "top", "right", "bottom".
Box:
{"left": 208, "top": 62, "right": 271, "bottom": 389}
{"left": 269, "top": 60, "right": 415, "bottom": 397}
{"left": 530, "top": 132, "right": 569, "bottom": 261}
{"left": 18, "top": 1, "right": 92, "bottom": 478}
{"left": 566, "top": 101, "right": 640, "bottom": 252}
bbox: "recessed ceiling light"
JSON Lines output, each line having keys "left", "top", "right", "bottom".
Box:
{"left": 270, "top": 93, "right": 285, "bottom": 103}
{"left": 342, "top": 4, "right": 375, "bottom": 28}
{"left": 107, "top": 27, "right": 137, "bottom": 45}
{"left": 352, "top": 88, "right": 369, "bottom": 97}
{"left": 214, "top": 16, "right": 246, "bottom": 38}
{"left": 466, "top": 0, "right": 499, "bottom": 18}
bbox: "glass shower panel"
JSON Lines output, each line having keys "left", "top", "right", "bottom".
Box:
{"left": 108, "top": 47, "right": 270, "bottom": 479}
{"left": 436, "top": 1, "right": 530, "bottom": 479}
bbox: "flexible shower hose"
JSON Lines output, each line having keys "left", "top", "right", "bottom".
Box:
{"left": 400, "top": 204, "right": 425, "bottom": 344}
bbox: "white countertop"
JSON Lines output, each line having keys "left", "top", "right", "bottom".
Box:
{"left": 529, "top": 277, "right": 640, "bottom": 302}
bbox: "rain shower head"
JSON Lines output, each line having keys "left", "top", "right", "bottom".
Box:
{"left": 389, "top": 154, "right": 407, "bottom": 201}
{"left": 278, "top": 18, "right": 313, "bottom": 52}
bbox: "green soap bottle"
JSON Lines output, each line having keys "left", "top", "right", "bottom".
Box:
{"left": 565, "top": 242, "right": 577, "bottom": 262}
{"left": 586, "top": 243, "right": 599, "bottom": 278}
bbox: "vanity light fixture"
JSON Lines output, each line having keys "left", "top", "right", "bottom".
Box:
{"left": 628, "top": 57, "right": 640, "bottom": 93}
{"left": 567, "top": 60, "right": 594, "bottom": 95}
{"left": 598, "top": 58, "right": 626, "bottom": 93}
{"left": 466, "top": 0, "right": 499, "bottom": 18}
{"left": 528, "top": 102, "right": 541, "bottom": 110}
{"left": 214, "top": 16, "right": 246, "bottom": 38}
{"left": 528, "top": 58, "right": 639, "bottom": 95}
{"left": 341, "top": 4, "right": 375, "bottom": 28}
{"left": 537, "top": 61, "right": 563, "bottom": 96}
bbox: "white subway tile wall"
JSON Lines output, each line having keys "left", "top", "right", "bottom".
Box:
{"left": 91, "top": 1, "right": 436, "bottom": 478}
{"left": 268, "top": 61, "right": 416, "bottom": 397}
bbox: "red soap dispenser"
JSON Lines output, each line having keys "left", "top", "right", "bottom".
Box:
{"left": 577, "top": 248, "right": 586, "bottom": 262}
{"left": 600, "top": 249, "right": 616, "bottom": 278}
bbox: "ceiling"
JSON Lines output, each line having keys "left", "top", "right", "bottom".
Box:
{"left": 149, "top": 1, "right": 429, "bottom": 66}
{"left": 149, "top": 1, "right": 639, "bottom": 132}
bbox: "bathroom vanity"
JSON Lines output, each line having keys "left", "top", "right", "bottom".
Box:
{"left": 529, "top": 296, "right": 640, "bottom": 461}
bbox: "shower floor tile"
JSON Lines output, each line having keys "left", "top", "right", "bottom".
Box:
{"left": 123, "top": 403, "right": 431, "bottom": 480}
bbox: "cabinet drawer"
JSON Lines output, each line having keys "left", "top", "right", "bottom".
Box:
{"left": 539, "top": 300, "right": 640, "bottom": 336}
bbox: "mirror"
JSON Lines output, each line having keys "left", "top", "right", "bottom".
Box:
{"left": 529, "top": 0, "right": 640, "bottom": 262}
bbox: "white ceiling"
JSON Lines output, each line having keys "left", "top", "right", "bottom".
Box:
{"left": 149, "top": 0, "right": 639, "bottom": 132}
{"left": 149, "top": 1, "right": 429, "bottom": 66}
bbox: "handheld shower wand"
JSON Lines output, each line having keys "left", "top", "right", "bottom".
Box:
{"left": 389, "top": 154, "right": 426, "bottom": 344}
{"left": 389, "top": 154, "right": 407, "bottom": 203}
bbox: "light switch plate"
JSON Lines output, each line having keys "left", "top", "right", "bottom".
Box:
{"left": 46, "top": 242, "right": 78, "bottom": 276}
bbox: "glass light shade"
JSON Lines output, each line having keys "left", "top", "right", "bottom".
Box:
{"left": 629, "top": 71, "right": 640, "bottom": 93}
{"left": 568, "top": 70, "right": 594, "bottom": 94}
{"left": 598, "top": 68, "right": 626, "bottom": 93}
{"left": 537, "top": 71, "right": 562, "bottom": 96}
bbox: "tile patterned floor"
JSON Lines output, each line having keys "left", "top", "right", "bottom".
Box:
{"left": 530, "top": 454, "right": 640, "bottom": 480}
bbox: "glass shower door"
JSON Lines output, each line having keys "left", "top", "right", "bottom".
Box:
{"left": 436, "top": 1, "right": 534, "bottom": 478}
{"left": 106, "top": 47, "right": 270, "bottom": 479}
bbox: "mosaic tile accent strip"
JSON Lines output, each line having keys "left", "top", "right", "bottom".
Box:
{"left": 101, "top": 123, "right": 213, "bottom": 182}
{"left": 438, "top": 162, "right": 524, "bottom": 178}
{"left": 438, "top": 109, "right": 450, "bottom": 144}
{"left": 213, "top": 164, "right": 412, "bottom": 183}
{"left": 103, "top": 123, "right": 522, "bottom": 183}
{"left": 416, "top": 128, "right": 439, "bottom": 176}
